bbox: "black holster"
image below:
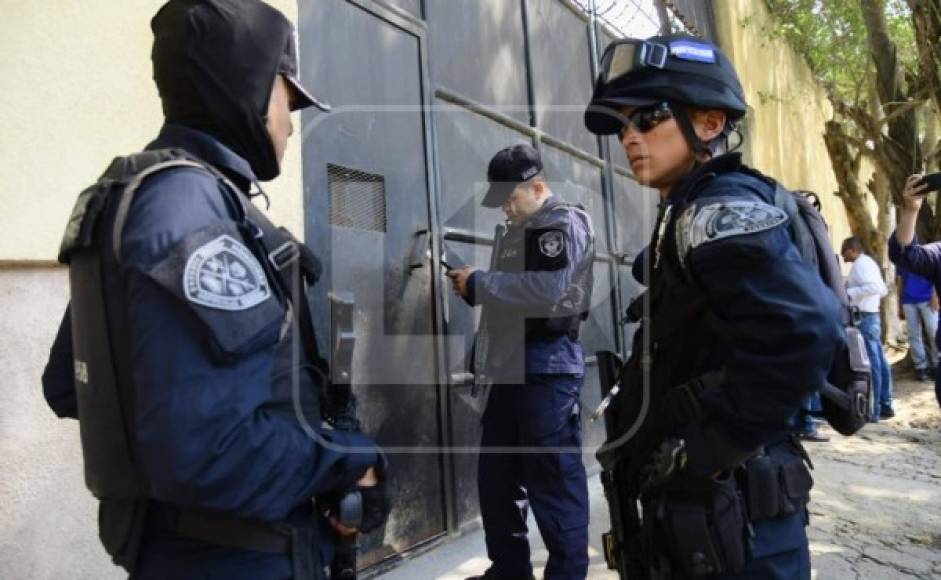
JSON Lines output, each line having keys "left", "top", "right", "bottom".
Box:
{"left": 649, "top": 475, "right": 748, "bottom": 577}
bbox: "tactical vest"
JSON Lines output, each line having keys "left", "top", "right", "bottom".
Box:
{"left": 482, "top": 202, "right": 594, "bottom": 376}
{"left": 59, "top": 148, "right": 327, "bottom": 574}
{"left": 602, "top": 195, "right": 725, "bottom": 482}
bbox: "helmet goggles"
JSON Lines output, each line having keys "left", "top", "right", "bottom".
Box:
{"left": 600, "top": 39, "right": 669, "bottom": 85}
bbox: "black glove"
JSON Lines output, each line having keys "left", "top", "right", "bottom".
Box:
{"left": 357, "top": 478, "right": 390, "bottom": 533}
{"left": 358, "top": 450, "right": 391, "bottom": 533}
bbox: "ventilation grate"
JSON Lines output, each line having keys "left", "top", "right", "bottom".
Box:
{"left": 328, "top": 164, "right": 387, "bottom": 233}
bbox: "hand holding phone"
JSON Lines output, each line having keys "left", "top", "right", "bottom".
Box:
{"left": 917, "top": 172, "right": 941, "bottom": 194}
{"left": 440, "top": 248, "right": 467, "bottom": 272}
{"left": 902, "top": 173, "right": 931, "bottom": 213}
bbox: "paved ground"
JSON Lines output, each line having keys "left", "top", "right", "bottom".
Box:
{"left": 808, "top": 373, "right": 941, "bottom": 579}
{"left": 376, "top": 374, "right": 941, "bottom": 579}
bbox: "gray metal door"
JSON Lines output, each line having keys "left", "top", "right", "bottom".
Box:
{"left": 298, "top": 0, "right": 447, "bottom": 565}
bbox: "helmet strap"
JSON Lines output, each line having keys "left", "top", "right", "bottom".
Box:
{"left": 672, "top": 106, "right": 712, "bottom": 159}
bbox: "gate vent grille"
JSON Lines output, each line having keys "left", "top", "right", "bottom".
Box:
{"left": 328, "top": 164, "right": 387, "bottom": 233}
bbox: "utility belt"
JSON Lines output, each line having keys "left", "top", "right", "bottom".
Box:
{"left": 644, "top": 437, "right": 812, "bottom": 577}
{"left": 147, "top": 501, "right": 325, "bottom": 579}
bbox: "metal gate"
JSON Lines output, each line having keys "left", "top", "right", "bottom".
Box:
{"left": 298, "top": 0, "right": 663, "bottom": 569}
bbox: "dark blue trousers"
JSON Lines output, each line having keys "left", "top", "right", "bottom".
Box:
{"left": 478, "top": 374, "right": 589, "bottom": 580}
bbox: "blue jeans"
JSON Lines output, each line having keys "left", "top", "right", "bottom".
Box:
{"left": 903, "top": 302, "right": 939, "bottom": 370}
{"left": 798, "top": 392, "right": 822, "bottom": 435}
{"left": 859, "top": 313, "right": 893, "bottom": 417}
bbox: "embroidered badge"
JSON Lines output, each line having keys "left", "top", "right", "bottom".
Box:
{"left": 183, "top": 235, "right": 270, "bottom": 311}
{"left": 669, "top": 40, "right": 717, "bottom": 63}
{"left": 538, "top": 230, "right": 565, "bottom": 258}
{"left": 677, "top": 201, "right": 787, "bottom": 259}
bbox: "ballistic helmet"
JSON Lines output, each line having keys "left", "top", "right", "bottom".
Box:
{"left": 584, "top": 34, "right": 747, "bottom": 136}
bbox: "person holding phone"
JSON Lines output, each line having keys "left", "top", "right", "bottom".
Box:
{"left": 888, "top": 173, "right": 941, "bottom": 408}
{"left": 447, "top": 144, "right": 596, "bottom": 580}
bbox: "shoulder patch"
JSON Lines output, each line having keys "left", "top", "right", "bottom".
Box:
{"left": 184, "top": 235, "right": 271, "bottom": 311}
{"left": 538, "top": 230, "right": 565, "bottom": 258}
{"left": 676, "top": 200, "right": 788, "bottom": 260}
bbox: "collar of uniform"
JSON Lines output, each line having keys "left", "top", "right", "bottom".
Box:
{"left": 147, "top": 124, "right": 258, "bottom": 189}
{"left": 669, "top": 152, "right": 743, "bottom": 204}
{"left": 516, "top": 195, "right": 563, "bottom": 229}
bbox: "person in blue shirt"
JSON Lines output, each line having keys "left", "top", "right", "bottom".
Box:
{"left": 584, "top": 35, "right": 843, "bottom": 579}
{"left": 897, "top": 267, "right": 938, "bottom": 381}
{"left": 447, "top": 144, "right": 596, "bottom": 580}
{"left": 889, "top": 172, "right": 941, "bottom": 408}
{"left": 41, "top": 2, "right": 387, "bottom": 578}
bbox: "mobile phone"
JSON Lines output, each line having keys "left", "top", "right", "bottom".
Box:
{"left": 917, "top": 172, "right": 941, "bottom": 194}
{"left": 441, "top": 248, "right": 466, "bottom": 272}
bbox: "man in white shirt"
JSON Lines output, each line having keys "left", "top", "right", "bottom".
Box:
{"left": 842, "top": 237, "right": 894, "bottom": 420}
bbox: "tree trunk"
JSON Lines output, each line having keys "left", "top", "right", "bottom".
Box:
{"left": 824, "top": 120, "right": 881, "bottom": 252}
{"left": 908, "top": 0, "right": 941, "bottom": 116}
{"left": 860, "top": 0, "right": 923, "bottom": 198}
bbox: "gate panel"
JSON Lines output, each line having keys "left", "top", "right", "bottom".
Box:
{"left": 527, "top": 0, "right": 598, "bottom": 155}
{"left": 427, "top": 0, "right": 530, "bottom": 122}
{"left": 298, "top": 0, "right": 446, "bottom": 563}
{"left": 434, "top": 101, "right": 532, "bottom": 525}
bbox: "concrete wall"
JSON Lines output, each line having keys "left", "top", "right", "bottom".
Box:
{"left": 713, "top": 0, "right": 874, "bottom": 247}
{"left": 0, "top": 2, "right": 301, "bottom": 578}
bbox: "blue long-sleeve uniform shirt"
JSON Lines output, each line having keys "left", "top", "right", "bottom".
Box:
{"left": 465, "top": 197, "right": 595, "bottom": 376}
{"left": 43, "top": 124, "right": 376, "bottom": 523}
{"left": 647, "top": 154, "right": 843, "bottom": 476}
{"left": 889, "top": 231, "right": 941, "bottom": 346}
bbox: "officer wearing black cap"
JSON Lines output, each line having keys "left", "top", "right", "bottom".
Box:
{"left": 41, "top": 1, "right": 388, "bottom": 578}
{"left": 448, "top": 144, "right": 596, "bottom": 580}
{"left": 584, "top": 35, "right": 842, "bottom": 579}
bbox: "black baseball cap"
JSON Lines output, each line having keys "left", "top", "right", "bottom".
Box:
{"left": 482, "top": 144, "right": 544, "bottom": 208}
{"left": 279, "top": 32, "right": 330, "bottom": 112}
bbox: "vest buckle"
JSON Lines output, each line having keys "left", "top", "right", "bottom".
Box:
{"left": 269, "top": 241, "right": 300, "bottom": 271}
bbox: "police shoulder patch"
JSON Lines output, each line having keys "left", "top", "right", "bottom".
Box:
{"left": 183, "top": 235, "right": 271, "bottom": 311}
{"left": 676, "top": 200, "right": 788, "bottom": 260}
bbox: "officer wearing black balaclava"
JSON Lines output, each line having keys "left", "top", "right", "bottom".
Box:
{"left": 41, "top": 1, "right": 389, "bottom": 579}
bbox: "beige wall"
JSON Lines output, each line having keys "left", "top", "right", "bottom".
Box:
{"left": 713, "top": 0, "right": 874, "bottom": 248}
{"left": 0, "top": 2, "right": 301, "bottom": 578}
{"left": 0, "top": 0, "right": 304, "bottom": 263}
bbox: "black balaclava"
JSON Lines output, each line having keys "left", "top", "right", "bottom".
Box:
{"left": 152, "top": 0, "right": 293, "bottom": 181}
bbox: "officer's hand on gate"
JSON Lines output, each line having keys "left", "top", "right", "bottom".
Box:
{"left": 446, "top": 266, "right": 476, "bottom": 298}
{"left": 901, "top": 174, "right": 929, "bottom": 213}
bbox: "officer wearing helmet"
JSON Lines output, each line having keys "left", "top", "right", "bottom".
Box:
{"left": 584, "top": 35, "right": 842, "bottom": 579}
{"left": 41, "top": 1, "right": 388, "bottom": 578}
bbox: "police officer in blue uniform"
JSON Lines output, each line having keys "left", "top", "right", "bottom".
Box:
{"left": 41, "top": 1, "right": 388, "bottom": 578}
{"left": 583, "top": 35, "right": 843, "bottom": 579}
{"left": 447, "top": 144, "right": 595, "bottom": 580}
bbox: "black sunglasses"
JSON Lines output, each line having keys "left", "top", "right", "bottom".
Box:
{"left": 617, "top": 102, "right": 675, "bottom": 138}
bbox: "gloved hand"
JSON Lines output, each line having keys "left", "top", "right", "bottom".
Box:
{"left": 357, "top": 476, "right": 390, "bottom": 533}
{"left": 357, "top": 452, "right": 390, "bottom": 533}
{"left": 327, "top": 454, "right": 390, "bottom": 535}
